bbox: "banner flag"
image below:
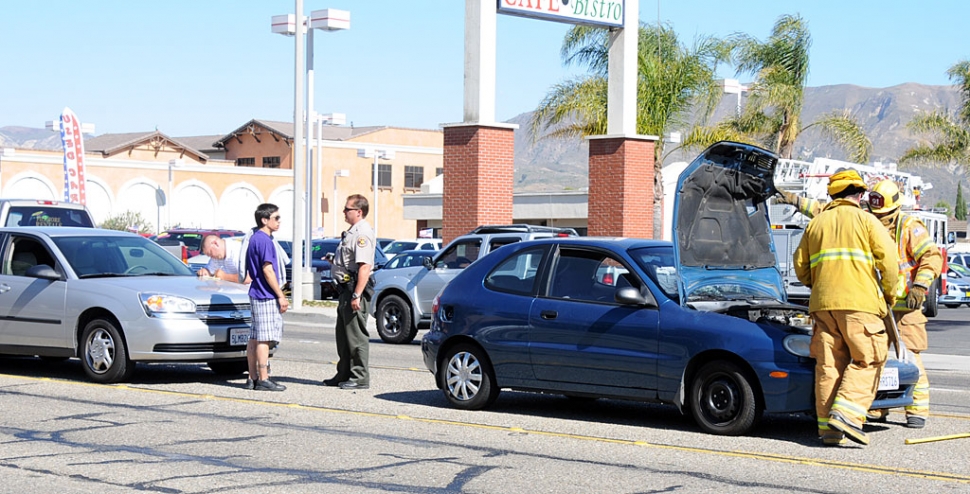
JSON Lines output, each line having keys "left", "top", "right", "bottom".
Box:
{"left": 58, "top": 107, "right": 87, "bottom": 204}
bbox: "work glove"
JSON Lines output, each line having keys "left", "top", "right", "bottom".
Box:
{"left": 906, "top": 285, "right": 928, "bottom": 310}
{"left": 776, "top": 190, "right": 799, "bottom": 205}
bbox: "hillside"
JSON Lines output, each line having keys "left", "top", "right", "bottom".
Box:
{"left": 509, "top": 82, "right": 969, "bottom": 209}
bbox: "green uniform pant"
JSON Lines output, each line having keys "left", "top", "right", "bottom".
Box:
{"left": 335, "top": 289, "right": 371, "bottom": 384}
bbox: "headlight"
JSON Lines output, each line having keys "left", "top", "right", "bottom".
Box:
{"left": 140, "top": 293, "right": 197, "bottom": 318}
{"left": 783, "top": 334, "right": 812, "bottom": 357}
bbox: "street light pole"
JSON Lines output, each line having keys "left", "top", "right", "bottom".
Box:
{"left": 333, "top": 169, "right": 349, "bottom": 237}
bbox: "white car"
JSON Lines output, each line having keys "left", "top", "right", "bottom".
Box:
{"left": 382, "top": 238, "right": 443, "bottom": 258}
{"left": 0, "top": 227, "right": 256, "bottom": 383}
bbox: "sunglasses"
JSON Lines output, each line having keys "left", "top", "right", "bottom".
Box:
{"left": 343, "top": 207, "right": 360, "bottom": 213}
{"left": 271, "top": 215, "right": 281, "bottom": 221}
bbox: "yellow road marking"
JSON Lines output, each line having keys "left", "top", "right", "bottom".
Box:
{"left": 3, "top": 372, "right": 970, "bottom": 484}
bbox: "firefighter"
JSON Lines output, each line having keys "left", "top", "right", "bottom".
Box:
{"left": 793, "top": 170, "right": 899, "bottom": 446}
{"left": 864, "top": 179, "right": 943, "bottom": 429}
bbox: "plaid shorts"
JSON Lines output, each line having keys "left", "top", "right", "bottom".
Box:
{"left": 250, "top": 297, "right": 283, "bottom": 343}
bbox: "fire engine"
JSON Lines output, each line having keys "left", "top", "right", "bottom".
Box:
{"left": 770, "top": 157, "right": 955, "bottom": 316}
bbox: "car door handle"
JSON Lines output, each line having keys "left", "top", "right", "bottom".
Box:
{"left": 540, "top": 310, "right": 557, "bottom": 320}
{"left": 0, "top": 284, "right": 10, "bottom": 293}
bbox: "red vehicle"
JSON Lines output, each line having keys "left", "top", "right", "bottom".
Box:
{"left": 151, "top": 229, "right": 245, "bottom": 258}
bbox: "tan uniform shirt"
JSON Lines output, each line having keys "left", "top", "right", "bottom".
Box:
{"left": 332, "top": 219, "right": 376, "bottom": 282}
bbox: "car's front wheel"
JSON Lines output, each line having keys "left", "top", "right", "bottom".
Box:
{"left": 439, "top": 343, "right": 499, "bottom": 410}
{"left": 689, "top": 361, "right": 761, "bottom": 436}
{"left": 80, "top": 318, "right": 134, "bottom": 383}
{"left": 377, "top": 295, "right": 416, "bottom": 344}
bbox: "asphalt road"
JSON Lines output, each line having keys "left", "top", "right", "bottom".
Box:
{"left": 0, "top": 307, "right": 967, "bottom": 493}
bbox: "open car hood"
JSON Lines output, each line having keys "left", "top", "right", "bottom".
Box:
{"left": 672, "top": 141, "right": 785, "bottom": 305}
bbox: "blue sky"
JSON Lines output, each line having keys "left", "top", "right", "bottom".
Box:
{"left": 2, "top": 1, "right": 968, "bottom": 136}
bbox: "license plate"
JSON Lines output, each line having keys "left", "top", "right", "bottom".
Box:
{"left": 229, "top": 328, "right": 249, "bottom": 346}
{"left": 878, "top": 367, "right": 899, "bottom": 391}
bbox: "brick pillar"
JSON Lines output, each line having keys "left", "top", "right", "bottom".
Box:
{"left": 587, "top": 136, "right": 657, "bottom": 238}
{"left": 441, "top": 123, "right": 516, "bottom": 244}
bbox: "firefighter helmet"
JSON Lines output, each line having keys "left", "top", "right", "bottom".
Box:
{"left": 827, "top": 169, "right": 868, "bottom": 196}
{"left": 869, "top": 180, "right": 902, "bottom": 214}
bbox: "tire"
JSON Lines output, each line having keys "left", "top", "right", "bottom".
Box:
{"left": 377, "top": 295, "right": 415, "bottom": 344}
{"left": 438, "top": 343, "right": 499, "bottom": 410}
{"left": 208, "top": 360, "right": 249, "bottom": 375}
{"left": 923, "top": 278, "right": 940, "bottom": 318}
{"left": 80, "top": 318, "right": 134, "bottom": 384}
{"left": 689, "top": 361, "right": 761, "bottom": 436}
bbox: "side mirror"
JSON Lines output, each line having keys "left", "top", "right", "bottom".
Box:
{"left": 25, "top": 264, "right": 61, "bottom": 281}
{"left": 615, "top": 286, "right": 647, "bottom": 305}
{"left": 423, "top": 256, "right": 434, "bottom": 270}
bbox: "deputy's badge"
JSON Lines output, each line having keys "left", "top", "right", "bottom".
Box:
{"left": 357, "top": 237, "right": 369, "bottom": 248}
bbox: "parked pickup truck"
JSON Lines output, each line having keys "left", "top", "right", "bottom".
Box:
{"left": 0, "top": 199, "right": 95, "bottom": 228}
{"left": 371, "top": 224, "right": 578, "bottom": 344}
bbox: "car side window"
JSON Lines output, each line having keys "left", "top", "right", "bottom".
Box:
{"left": 436, "top": 240, "right": 482, "bottom": 269}
{"left": 4, "top": 237, "right": 58, "bottom": 277}
{"left": 548, "top": 248, "right": 640, "bottom": 304}
{"left": 485, "top": 247, "right": 545, "bottom": 295}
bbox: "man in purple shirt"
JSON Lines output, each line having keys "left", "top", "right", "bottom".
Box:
{"left": 245, "top": 203, "right": 288, "bottom": 391}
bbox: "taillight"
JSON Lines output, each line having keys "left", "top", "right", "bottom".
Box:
{"left": 602, "top": 273, "right": 614, "bottom": 285}
{"left": 431, "top": 294, "right": 440, "bottom": 317}
{"left": 181, "top": 245, "right": 189, "bottom": 264}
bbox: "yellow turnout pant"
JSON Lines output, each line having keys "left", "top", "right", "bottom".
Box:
{"left": 810, "top": 310, "right": 888, "bottom": 435}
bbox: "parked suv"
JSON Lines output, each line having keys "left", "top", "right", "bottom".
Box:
{"left": 372, "top": 224, "right": 578, "bottom": 343}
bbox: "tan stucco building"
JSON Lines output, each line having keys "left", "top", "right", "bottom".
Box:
{"left": 0, "top": 120, "right": 444, "bottom": 240}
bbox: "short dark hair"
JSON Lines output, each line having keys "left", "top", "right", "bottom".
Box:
{"left": 254, "top": 203, "right": 279, "bottom": 228}
{"left": 347, "top": 194, "right": 369, "bottom": 217}
{"left": 831, "top": 185, "right": 866, "bottom": 200}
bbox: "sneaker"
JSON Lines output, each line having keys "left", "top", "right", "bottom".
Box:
{"left": 828, "top": 411, "right": 869, "bottom": 445}
{"left": 254, "top": 379, "right": 286, "bottom": 392}
{"left": 245, "top": 378, "right": 255, "bottom": 390}
{"left": 906, "top": 416, "right": 926, "bottom": 429}
{"left": 866, "top": 409, "right": 888, "bottom": 423}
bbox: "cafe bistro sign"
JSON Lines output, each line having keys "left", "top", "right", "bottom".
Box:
{"left": 497, "top": 0, "right": 625, "bottom": 28}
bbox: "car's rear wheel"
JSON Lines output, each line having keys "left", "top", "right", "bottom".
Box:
{"left": 689, "top": 361, "right": 761, "bottom": 436}
{"left": 208, "top": 360, "right": 249, "bottom": 375}
{"left": 377, "top": 295, "right": 415, "bottom": 344}
{"left": 80, "top": 318, "right": 134, "bottom": 383}
{"left": 439, "top": 343, "right": 499, "bottom": 410}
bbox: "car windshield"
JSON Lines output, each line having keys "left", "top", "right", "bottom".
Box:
{"left": 951, "top": 263, "right": 970, "bottom": 278}
{"left": 54, "top": 235, "right": 194, "bottom": 278}
{"left": 629, "top": 246, "right": 679, "bottom": 301}
{"left": 385, "top": 241, "right": 417, "bottom": 255}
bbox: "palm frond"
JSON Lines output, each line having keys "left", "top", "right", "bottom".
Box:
{"left": 805, "top": 110, "right": 873, "bottom": 163}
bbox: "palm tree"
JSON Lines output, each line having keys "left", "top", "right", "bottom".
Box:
{"left": 731, "top": 14, "right": 811, "bottom": 159}
{"left": 900, "top": 60, "right": 970, "bottom": 168}
{"left": 678, "top": 14, "right": 872, "bottom": 163}
{"left": 530, "top": 23, "right": 730, "bottom": 238}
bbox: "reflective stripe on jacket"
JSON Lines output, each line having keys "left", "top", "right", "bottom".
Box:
{"left": 793, "top": 199, "right": 899, "bottom": 316}
{"left": 891, "top": 214, "right": 943, "bottom": 310}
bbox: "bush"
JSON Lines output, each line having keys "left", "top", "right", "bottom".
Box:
{"left": 100, "top": 211, "right": 153, "bottom": 234}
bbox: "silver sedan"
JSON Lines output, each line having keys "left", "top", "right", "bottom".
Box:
{"left": 0, "top": 227, "right": 254, "bottom": 383}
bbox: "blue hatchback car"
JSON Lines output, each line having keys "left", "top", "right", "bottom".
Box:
{"left": 422, "top": 141, "right": 918, "bottom": 436}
